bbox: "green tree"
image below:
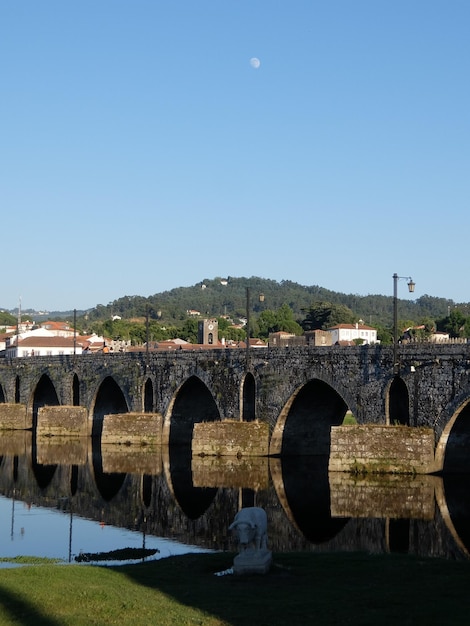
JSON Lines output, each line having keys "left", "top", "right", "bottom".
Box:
{"left": 376, "top": 324, "right": 392, "bottom": 345}
{"left": 130, "top": 325, "right": 147, "bottom": 345}
{"left": 221, "top": 326, "right": 246, "bottom": 342}
{"left": 276, "top": 303, "right": 303, "bottom": 334}
{"left": 257, "top": 304, "right": 303, "bottom": 339}
{"left": 439, "top": 309, "right": 468, "bottom": 338}
{"left": 180, "top": 318, "right": 199, "bottom": 343}
{"left": 257, "top": 309, "right": 278, "bottom": 337}
{"left": 147, "top": 321, "right": 172, "bottom": 342}
{"left": 0, "top": 311, "right": 17, "bottom": 328}
{"left": 301, "top": 301, "right": 355, "bottom": 331}
{"left": 216, "top": 317, "right": 230, "bottom": 333}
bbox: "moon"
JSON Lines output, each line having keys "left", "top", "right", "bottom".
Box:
{"left": 250, "top": 57, "right": 261, "bottom": 69}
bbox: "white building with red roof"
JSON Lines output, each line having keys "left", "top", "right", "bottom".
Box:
{"left": 39, "top": 320, "right": 76, "bottom": 337}
{"left": 327, "top": 323, "right": 379, "bottom": 345}
{"left": 5, "top": 332, "right": 83, "bottom": 357}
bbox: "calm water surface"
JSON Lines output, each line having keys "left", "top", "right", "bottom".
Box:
{"left": 1, "top": 495, "right": 210, "bottom": 567}
{"left": 0, "top": 431, "right": 469, "bottom": 567}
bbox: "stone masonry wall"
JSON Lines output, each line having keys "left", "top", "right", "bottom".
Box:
{"left": 0, "top": 403, "right": 29, "bottom": 430}
{"left": 192, "top": 419, "right": 270, "bottom": 457}
{"left": 37, "top": 405, "right": 88, "bottom": 437}
{"left": 329, "top": 424, "right": 437, "bottom": 474}
{"left": 101, "top": 412, "right": 163, "bottom": 446}
{"left": 329, "top": 472, "right": 437, "bottom": 519}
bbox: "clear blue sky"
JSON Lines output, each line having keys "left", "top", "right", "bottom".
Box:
{"left": 2, "top": 1, "right": 469, "bottom": 312}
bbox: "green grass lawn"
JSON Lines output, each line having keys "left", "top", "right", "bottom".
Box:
{"left": 342, "top": 411, "right": 357, "bottom": 425}
{"left": 0, "top": 551, "right": 469, "bottom": 625}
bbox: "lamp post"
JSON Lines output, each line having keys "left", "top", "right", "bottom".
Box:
{"left": 245, "top": 288, "right": 265, "bottom": 369}
{"left": 393, "top": 273, "right": 415, "bottom": 375}
{"left": 245, "top": 287, "right": 251, "bottom": 369}
{"left": 145, "top": 306, "right": 150, "bottom": 370}
{"left": 73, "top": 309, "right": 77, "bottom": 356}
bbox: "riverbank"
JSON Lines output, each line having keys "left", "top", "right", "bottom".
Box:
{"left": 0, "top": 551, "right": 469, "bottom": 625}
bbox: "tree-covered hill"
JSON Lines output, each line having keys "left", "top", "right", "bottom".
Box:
{"left": 85, "top": 275, "right": 457, "bottom": 329}
{"left": 5, "top": 276, "right": 463, "bottom": 346}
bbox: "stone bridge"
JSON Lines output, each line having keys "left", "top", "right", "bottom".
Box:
{"left": 0, "top": 343, "right": 470, "bottom": 472}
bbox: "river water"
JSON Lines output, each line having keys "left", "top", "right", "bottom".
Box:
{"left": 0, "top": 430, "right": 468, "bottom": 567}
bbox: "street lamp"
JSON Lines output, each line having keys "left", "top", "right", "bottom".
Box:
{"left": 73, "top": 309, "right": 77, "bottom": 356}
{"left": 393, "top": 273, "right": 415, "bottom": 375}
{"left": 246, "top": 287, "right": 251, "bottom": 368}
{"left": 245, "top": 287, "right": 264, "bottom": 369}
{"left": 145, "top": 306, "right": 150, "bottom": 370}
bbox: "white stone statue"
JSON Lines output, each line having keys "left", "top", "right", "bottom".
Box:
{"left": 229, "top": 507, "right": 271, "bottom": 575}
{"left": 229, "top": 506, "right": 268, "bottom": 552}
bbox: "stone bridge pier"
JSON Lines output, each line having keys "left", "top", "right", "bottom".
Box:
{"left": 0, "top": 343, "right": 469, "bottom": 472}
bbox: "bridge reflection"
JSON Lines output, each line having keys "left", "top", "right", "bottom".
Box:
{"left": 0, "top": 431, "right": 468, "bottom": 561}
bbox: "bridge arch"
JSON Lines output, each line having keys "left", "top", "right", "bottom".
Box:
{"left": 387, "top": 377, "right": 411, "bottom": 425}
{"left": 163, "top": 375, "right": 221, "bottom": 448}
{"left": 435, "top": 398, "right": 470, "bottom": 473}
{"left": 90, "top": 376, "right": 129, "bottom": 439}
{"left": 270, "top": 378, "right": 348, "bottom": 456}
{"left": 143, "top": 377, "right": 154, "bottom": 412}
{"left": 15, "top": 376, "right": 20, "bottom": 403}
{"left": 241, "top": 372, "right": 255, "bottom": 421}
{"left": 72, "top": 373, "right": 80, "bottom": 406}
{"left": 30, "top": 374, "right": 60, "bottom": 430}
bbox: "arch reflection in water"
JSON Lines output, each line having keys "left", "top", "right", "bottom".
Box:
{"left": 0, "top": 433, "right": 469, "bottom": 561}
{"left": 439, "top": 475, "right": 470, "bottom": 558}
{"left": 271, "top": 455, "right": 349, "bottom": 543}
{"left": 442, "top": 402, "right": 470, "bottom": 474}
{"left": 92, "top": 443, "right": 126, "bottom": 502}
{"left": 165, "top": 445, "right": 218, "bottom": 520}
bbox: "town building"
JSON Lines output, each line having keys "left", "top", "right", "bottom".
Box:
{"left": 304, "top": 330, "right": 333, "bottom": 346}
{"left": 39, "top": 320, "right": 76, "bottom": 338}
{"left": 5, "top": 334, "right": 83, "bottom": 358}
{"left": 327, "top": 323, "right": 378, "bottom": 345}
{"left": 269, "top": 331, "right": 302, "bottom": 347}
